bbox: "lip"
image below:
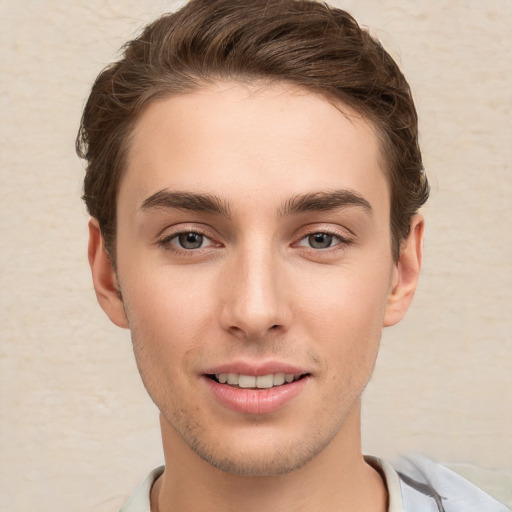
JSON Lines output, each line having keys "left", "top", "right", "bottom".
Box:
{"left": 202, "top": 361, "right": 310, "bottom": 415}
{"left": 204, "top": 361, "right": 309, "bottom": 377}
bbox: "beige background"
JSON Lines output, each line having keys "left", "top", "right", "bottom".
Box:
{"left": 1, "top": 1, "right": 511, "bottom": 510}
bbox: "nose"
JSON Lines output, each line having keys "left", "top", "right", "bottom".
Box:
{"left": 219, "top": 245, "right": 289, "bottom": 340}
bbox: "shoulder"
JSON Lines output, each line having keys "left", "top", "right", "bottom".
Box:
{"left": 392, "top": 454, "right": 509, "bottom": 512}
{"left": 119, "top": 465, "right": 164, "bottom": 512}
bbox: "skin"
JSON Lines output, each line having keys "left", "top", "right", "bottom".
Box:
{"left": 89, "top": 81, "right": 424, "bottom": 512}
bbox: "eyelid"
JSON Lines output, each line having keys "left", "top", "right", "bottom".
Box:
{"left": 157, "top": 222, "right": 217, "bottom": 239}
{"left": 292, "top": 224, "right": 355, "bottom": 251}
{"left": 293, "top": 224, "right": 354, "bottom": 241}
{"left": 156, "top": 223, "right": 222, "bottom": 251}
{"left": 164, "top": 232, "right": 213, "bottom": 249}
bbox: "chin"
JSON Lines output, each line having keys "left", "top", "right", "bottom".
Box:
{"left": 195, "top": 447, "right": 314, "bottom": 477}
{"left": 182, "top": 426, "right": 335, "bottom": 477}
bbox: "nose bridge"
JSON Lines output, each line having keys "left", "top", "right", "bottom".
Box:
{"left": 220, "top": 237, "right": 286, "bottom": 339}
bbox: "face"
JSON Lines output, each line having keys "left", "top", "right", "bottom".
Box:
{"left": 90, "top": 81, "right": 422, "bottom": 476}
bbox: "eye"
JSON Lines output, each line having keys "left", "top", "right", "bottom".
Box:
{"left": 307, "top": 233, "right": 335, "bottom": 249}
{"left": 162, "top": 231, "right": 213, "bottom": 250}
{"left": 296, "top": 231, "right": 349, "bottom": 250}
{"left": 178, "top": 232, "right": 207, "bottom": 249}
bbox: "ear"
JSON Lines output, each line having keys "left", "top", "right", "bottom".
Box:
{"left": 383, "top": 215, "right": 424, "bottom": 327}
{"left": 88, "top": 218, "right": 129, "bottom": 328}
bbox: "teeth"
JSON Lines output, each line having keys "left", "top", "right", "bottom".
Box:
{"left": 239, "top": 375, "right": 256, "bottom": 388}
{"left": 227, "top": 373, "right": 238, "bottom": 385}
{"left": 214, "top": 372, "right": 301, "bottom": 388}
{"left": 273, "top": 373, "right": 285, "bottom": 386}
{"left": 255, "top": 375, "right": 273, "bottom": 388}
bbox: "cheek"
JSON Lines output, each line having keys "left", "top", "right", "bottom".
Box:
{"left": 122, "top": 267, "right": 212, "bottom": 328}
{"left": 292, "top": 265, "right": 391, "bottom": 375}
{"left": 123, "top": 282, "right": 208, "bottom": 415}
{"left": 119, "top": 270, "right": 215, "bottom": 381}
{"left": 295, "top": 264, "right": 391, "bottom": 333}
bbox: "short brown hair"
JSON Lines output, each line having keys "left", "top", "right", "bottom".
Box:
{"left": 76, "top": 0, "right": 429, "bottom": 262}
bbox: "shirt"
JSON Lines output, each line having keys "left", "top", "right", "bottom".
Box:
{"left": 119, "top": 454, "right": 509, "bottom": 512}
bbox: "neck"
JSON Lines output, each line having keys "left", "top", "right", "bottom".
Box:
{"left": 152, "top": 404, "right": 387, "bottom": 512}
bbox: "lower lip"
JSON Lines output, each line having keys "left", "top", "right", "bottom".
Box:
{"left": 204, "top": 376, "right": 309, "bottom": 415}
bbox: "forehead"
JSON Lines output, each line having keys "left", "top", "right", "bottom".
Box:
{"left": 120, "top": 81, "right": 389, "bottom": 217}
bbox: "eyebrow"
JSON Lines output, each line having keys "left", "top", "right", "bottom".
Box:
{"left": 139, "top": 188, "right": 372, "bottom": 218}
{"left": 140, "top": 189, "right": 231, "bottom": 217}
{"left": 278, "top": 190, "right": 372, "bottom": 216}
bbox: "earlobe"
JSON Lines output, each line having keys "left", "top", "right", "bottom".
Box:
{"left": 88, "top": 218, "right": 129, "bottom": 329}
{"left": 383, "top": 215, "right": 424, "bottom": 327}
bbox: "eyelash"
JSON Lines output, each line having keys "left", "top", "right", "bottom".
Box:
{"left": 295, "top": 230, "right": 352, "bottom": 251}
{"left": 157, "top": 227, "right": 353, "bottom": 255}
{"left": 158, "top": 230, "right": 219, "bottom": 254}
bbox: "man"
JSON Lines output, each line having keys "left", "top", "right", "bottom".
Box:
{"left": 76, "top": 1, "right": 507, "bottom": 511}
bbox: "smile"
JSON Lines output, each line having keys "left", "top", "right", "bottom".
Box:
{"left": 205, "top": 372, "right": 310, "bottom": 414}
{"left": 211, "top": 373, "right": 305, "bottom": 389}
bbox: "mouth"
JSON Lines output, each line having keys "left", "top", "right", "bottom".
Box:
{"left": 204, "top": 368, "right": 311, "bottom": 414}
{"left": 207, "top": 372, "right": 309, "bottom": 389}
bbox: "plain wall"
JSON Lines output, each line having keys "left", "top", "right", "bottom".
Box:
{"left": 0, "top": 1, "right": 510, "bottom": 511}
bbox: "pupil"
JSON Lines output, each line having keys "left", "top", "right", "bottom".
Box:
{"left": 309, "top": 233, "right": 332, "bottom": 249}
{"left": 179, "top": 232, "right": 203, "bottom": 249}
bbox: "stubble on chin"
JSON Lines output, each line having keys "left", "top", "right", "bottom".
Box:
{"left": 159, "top": 397, "right": 355, "bottom": 478}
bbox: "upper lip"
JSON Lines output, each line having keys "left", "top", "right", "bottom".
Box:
{"left": 203, "top": 360, "right": 310, "bottom": 377}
